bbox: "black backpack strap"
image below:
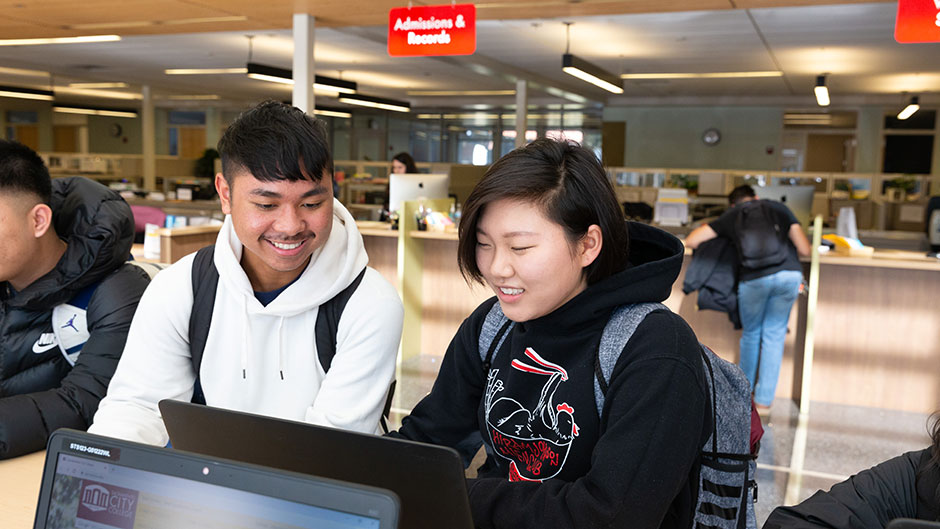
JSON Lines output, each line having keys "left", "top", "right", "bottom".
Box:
{"left": 188, "top": 245, "right": 219, "bottom": 405}
{"left": 314, "top": 266, "right": 368, "bottom": 373}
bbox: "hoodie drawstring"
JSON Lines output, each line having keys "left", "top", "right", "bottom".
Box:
{"left": 241, "top": 295, "right": 249, "bottom": 379}
{"left": 278, "top": 316, "right": 285, "bottom": 380}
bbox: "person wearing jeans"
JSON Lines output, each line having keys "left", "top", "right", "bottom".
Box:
{"left": 737, "top": 269, "right": 803, "bottom": 406}
{"left": 686, "top": 185, "right": 811, "bottom": 409}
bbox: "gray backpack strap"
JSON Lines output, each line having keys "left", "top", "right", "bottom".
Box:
{"left": 594, "top": 302, "right": 668, "bottom": 418}
{"left": 478, "top": 301, "right": 515, "bottom": 369}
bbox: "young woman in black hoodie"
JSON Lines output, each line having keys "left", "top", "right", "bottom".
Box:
{"left": 392, "top": 138, "right": 710, "bottom": 529}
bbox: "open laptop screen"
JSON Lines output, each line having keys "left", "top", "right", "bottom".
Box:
{"left": 36, "top": 430, "right": 398, "bottom": 529}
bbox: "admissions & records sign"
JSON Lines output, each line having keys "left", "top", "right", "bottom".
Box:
{"left": 895, "top": 0, "right": 940, "bottom": 42}
{"left": 388, "top": 3, "right": 476, "bottom": 56}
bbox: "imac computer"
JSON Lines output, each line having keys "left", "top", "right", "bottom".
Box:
{"left": 388, "top": 173, "right": 450, "bottom": 214}
{"left": 755, "top": 185, "right": 815, "bottom": 228}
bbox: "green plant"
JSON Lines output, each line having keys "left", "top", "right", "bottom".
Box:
{"left": 885, "top": 175, "right": 917, "bottom": 193}
{"left": 193, "top": 148, "right": 220, "bottom": 179}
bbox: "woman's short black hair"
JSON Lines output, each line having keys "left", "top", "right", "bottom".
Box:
{"left": 0, "top": 139, "right": 52, "bottom": 205}
{"left": 217, "top": 100, "right": 332, "bottom": 186}
{"left": 457, "top": 138, "right": 628, "bottom": 286}
{"left": 392, "top": 152, "right": 418, "bottom": 173}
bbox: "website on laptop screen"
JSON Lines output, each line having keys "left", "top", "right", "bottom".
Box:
{"left": 43, "top": 453, "right": 380, "bottom": 529}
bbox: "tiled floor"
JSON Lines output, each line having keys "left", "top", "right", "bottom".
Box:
{"left": 388, "top": 355, "right": 934, "bottom": 527}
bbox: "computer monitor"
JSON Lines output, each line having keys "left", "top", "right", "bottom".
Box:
{"left": 755, "top": 185, "right": 815, "bottom": 228}
{"left": 388, "top": 173, "right": 449, "bottom": 215}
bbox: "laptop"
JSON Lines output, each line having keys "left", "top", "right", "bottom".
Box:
{"left": 159, "top": 399, "right": 475, "bottom": 529}
{"left": 34, "top": 429, "right": 399, "bottom": 529}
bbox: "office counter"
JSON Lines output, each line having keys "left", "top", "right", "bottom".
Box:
{"left": 377, "top": 218, "right": 940, "bottom": 414}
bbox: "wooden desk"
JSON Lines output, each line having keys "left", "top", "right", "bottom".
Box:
{"left": 0, "top": 450, "right": 45, "bottom": 528}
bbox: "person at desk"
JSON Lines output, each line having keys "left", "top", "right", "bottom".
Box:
{"left": 391, "top": 151, "right": 418, "bottom": 175}
{"left": 0, "top": 140, "right": 150, "bottom": 459}
{"left": 390, "top": 139, "right": 709, "bottom": 529}
{"left": 685, "top": 185, "right": 811, "bottom": 411}
{"left": 764, "top": 412, "right": 940, "bottom": 528}
{"left": 90, "top": 101, "right": 403, "bottom": 444}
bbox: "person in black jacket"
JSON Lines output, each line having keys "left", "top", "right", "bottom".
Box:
{"left": 764, "top": 413, "right": 940, "bottom": 528}
{"left": 0, "top": 140, "right": 150, "bottom": 459}
{"left": 391, "top": 139, "right": 709, "bottom": 529}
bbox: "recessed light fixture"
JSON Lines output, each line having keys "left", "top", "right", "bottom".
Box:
{"left": 0, "top": 85, "right": 54, "bottom": 101}
{"left": 406, "top": 90, "right": 516, "bottom": 96}
{"left": 165, "top": 94, "right": 221, "bottom": 100}
{"left": 53, "top": 105, "right": 138, "bottom": 118}
{"left": 0, "top": 66, "right": 49, "bottom": 77}
{"left": 68, "top": 16, "right": 248, "bottom": 30}
{"left": 54, "top": 86, "right": 142, "bottom": 100}
{"left": 814, "top": 75, "right": 830, "bottom": 107}
{"left": 338, "top": 93, "right": 410, "bottom": 113}
{"left": 621, "top": 71, "right": 783, "bottom": 79}
{"left": 0, "top": 35, "right": 120, "bottom": 46}
{"left": 313, "top": 107, "right": 352, "bottom": 119}
{"left": 165, "top": 68, "right": 249, "bottom": 75}
{"left": 68, "top": 82, "right": 129, "bottom": 89}
{"left": 897, "top": 96, "right": 920, "bottom": 120}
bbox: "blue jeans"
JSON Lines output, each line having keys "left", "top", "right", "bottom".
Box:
{"left": 737, "top": 269, "right": 802, "bottom": 406}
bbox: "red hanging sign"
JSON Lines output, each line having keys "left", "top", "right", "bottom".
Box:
{"left": 388, "top": 4, "right": 476, "bottom": 57}
{"left": 895, "top": 0, "right": 940, "bottom": 43}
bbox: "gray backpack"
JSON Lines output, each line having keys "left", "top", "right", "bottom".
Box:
{"left": 479, "top": 301, "right": 758, "bottom": 529}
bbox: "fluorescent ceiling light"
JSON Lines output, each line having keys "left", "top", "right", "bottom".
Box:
{"left": 245, "top": 63, "right": 357, "bottom": 94}
{"left": 407, "top": 90, "right": 516, "bottom": 96}
{"left": 338, "top": 93, "right": 410, "bottom": 113}
{"left": 621, "top": 71, "right": 782, "bottom": 79}
{"left": 54, "top": 86, "right": 142, "bottom": 100}
{"left": 165, "top": 94, "right": 221, "bottom": 100}
{"left": 0, "top": 66, "right": 49, "bottom": 77}
{"left": 69, "top": 16, "right": 247, "bottom": 30}
{"left": 897, "top": 96, "right": 920, "bottom": 120}
{"left": 814, "top": 75, "right": 830, "bottom": 107}
{"left": 165, "top": 68, "right": 248, "bottom": 75}
{"left": 0, "top": 85, "right": 54, "bottom": 101}
{"left": 562, "top": 54, "right": 623, "bottom": 94}
{"left": 313, "top": 107, "right": 352, "bottom": 119}
{"left": 53, "top": 105, "right": 138, "bottom": 118}
{"left": 68, "top": 82, "right": 128, "bottom": 89}
{"left": 0, "top": 35, "right": 120, "bottom": 46}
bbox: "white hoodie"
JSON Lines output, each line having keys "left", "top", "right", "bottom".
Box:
{"left": 90, "top": 199, "right": 403, "bottom": 446}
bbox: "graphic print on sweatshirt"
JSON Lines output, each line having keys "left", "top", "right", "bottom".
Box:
{"left": 484, "top": 347, "right": 580, "bottom": 482}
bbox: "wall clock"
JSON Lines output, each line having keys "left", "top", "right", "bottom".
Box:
{"left": 702, "top": 128, "right": 721, "bottom": 146}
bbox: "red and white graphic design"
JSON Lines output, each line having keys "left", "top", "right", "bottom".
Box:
{"left": 895, "top": 0, "right": 940, "bottom": 43}
{"left": 388, "top": 4, "right": 476, "bottom": 56}
{"left": 484, "top": 348, "right": 579, "bottom": 482}
{"left": 77, "top": 480, "right": 138, "bottom": 529}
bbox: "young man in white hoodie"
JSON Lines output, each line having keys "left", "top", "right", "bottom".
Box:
{"left": 90, "top": 101, "right": 404, "bottom": 445}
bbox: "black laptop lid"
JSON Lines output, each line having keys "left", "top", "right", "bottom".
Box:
{"left": 34, "top": 429, "right": 399, "bottom": 529}
{"left": 159, "top": 399, "right": 474, "bottom": 529}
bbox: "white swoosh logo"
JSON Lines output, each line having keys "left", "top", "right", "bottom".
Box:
{"left": 32, "top": 333, "right": 58, "bottom": 354}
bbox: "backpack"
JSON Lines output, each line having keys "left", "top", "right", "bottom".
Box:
{"left": 186, "top": 245, "right": 395, "bottom": 431}
{"left": 479, "top": 301, "right": 759, "bottom": 529}
{"left": 734, "top": 200, "right": 789, "bottom": 269}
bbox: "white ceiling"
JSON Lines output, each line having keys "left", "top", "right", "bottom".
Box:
{"left": 0, "top": 1, "right": 935, "bottom": 111}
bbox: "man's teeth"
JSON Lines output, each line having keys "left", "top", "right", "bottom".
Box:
{"left": 272, "top": 241, "right": 302, "bottom": 250}
{"left": 500, "top": 287, "right": 523, "bottom": 295}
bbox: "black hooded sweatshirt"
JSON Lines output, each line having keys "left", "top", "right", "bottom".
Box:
{"left": 0, "top": 177, "right": 150, "bottom": 459}
{"left": 395, "top": 222, "right": 710, "bottom": 529}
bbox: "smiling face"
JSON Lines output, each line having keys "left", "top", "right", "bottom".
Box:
{"left": 216, "top": 170, "right": 334, "bottom": 292}
{"left": 475, "top": 198, "right": 602, "bottom": 323}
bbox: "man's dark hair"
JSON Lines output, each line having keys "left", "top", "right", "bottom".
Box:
{"left": 217, "top": 100, "right": 332, "bottom": 185}
{"left": 0, "top": 139, "right": 52, "bottom": 205}
{"left": 457, "top": 138, "right": 629, "bottom": 286}
{"left": 728, "top": 185, "right": 756, "bottom": 206}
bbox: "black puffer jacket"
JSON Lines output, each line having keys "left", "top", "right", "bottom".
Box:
{"left": 0, "top": 177, "right": 150, "bottom": 459}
